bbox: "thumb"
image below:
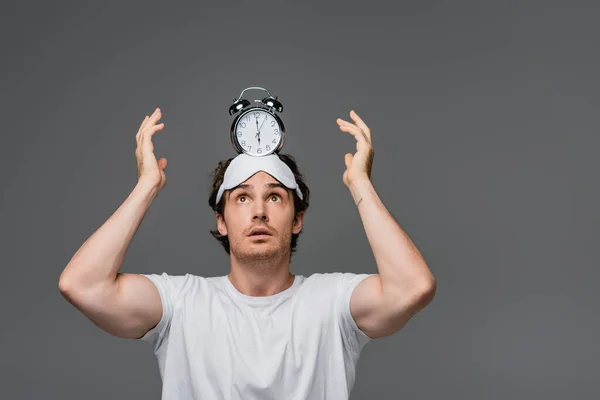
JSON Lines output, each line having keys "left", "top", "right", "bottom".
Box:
{"left": 158, "top": 158, "right": 168, "bottom": 170}
{"left": 344, "top": 153, "right": 353, "bottom": 169}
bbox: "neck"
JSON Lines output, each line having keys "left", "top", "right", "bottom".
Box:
{"left": 227, "top": 253, "right": 294, "bottom": 297}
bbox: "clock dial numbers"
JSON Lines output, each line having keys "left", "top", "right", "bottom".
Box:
{"left": 236, "top": 110, "right": 281, "bottom": 155}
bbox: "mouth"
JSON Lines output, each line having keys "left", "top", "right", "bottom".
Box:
{"left": 247, "top": 228, "right": 273, "bottom": 238}
{"left": 248, "top": 234, "right": 271, "bottom": 240}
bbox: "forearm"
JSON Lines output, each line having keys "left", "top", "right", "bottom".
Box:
{"left": 59, "top": 180, "right": 159, "bottom": 291}
{"left": 348, "top": 179, "right": 434, "bottom": 296}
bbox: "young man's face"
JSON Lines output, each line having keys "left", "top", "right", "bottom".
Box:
{"left": 216, "top": 171, "right": 304, "bottom": 263}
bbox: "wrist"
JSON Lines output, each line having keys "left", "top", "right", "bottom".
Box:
{"left": 135, "top": 179, "right": 161, "bottom": 199}
{"left": 348, "top": 178, "right": 373, "bottom": 205}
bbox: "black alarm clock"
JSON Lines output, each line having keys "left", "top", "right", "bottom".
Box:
{"left": 229, "top": 86, "right": 285, "bottom": 156}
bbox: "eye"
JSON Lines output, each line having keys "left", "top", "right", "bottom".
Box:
{"left": 270, "top": 193, "right": 282, "bottom": 202}
{"left": 236, "top": 194, "right": 248, "bottom": 203}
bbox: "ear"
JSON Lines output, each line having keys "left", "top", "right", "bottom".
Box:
{"left": 292, "top": 211, "right": 304, "bottom": 235}
{"left": 216, "top": 212, "right": 228, "bottom": 236}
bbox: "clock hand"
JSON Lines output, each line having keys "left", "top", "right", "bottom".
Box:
{"left": 255, "top": 131, "right": 261, "bottom": 145}
{"left": 256, "top": 114, "right": 264, "bottom": 139}
{"left": 255, "top": 117, "right": 261, "bottom": 141}
{"left": 259, "top": 114, "right": 268, "bottom": 132}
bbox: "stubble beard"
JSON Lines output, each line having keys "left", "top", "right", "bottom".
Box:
{"left": 231, "top": 233, "right": 291, "bottom": 269}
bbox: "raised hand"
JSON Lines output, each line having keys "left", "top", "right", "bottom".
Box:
{"left": 135, "top": 107, "right": 167, "bottom": 191}
{"left": 336, "top": 109, "right": 374, "bottom": 188}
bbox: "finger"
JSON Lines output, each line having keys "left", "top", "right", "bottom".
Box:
{"left": 136, "top": 115, "right": 149, "bottom": 142}
{"left": 141, "top": 107, "right": 160, "bottom": 129}
{"left": 138, "top": 108, "right": 161, "bottom": 142}
{"left": 140, "top": 124, "right": 160, "bottom": 155}
{"left": 148, "top": 107, "right": 162, "bottom": 126}
{"left": 349, "top": 110, "right": 371, "bottom": 142}
{"left": 137, "top": 122, "right": 164, "bottom": 147}
{"left": 337, "top": 117, "right": 368, "bottom": 139}
{"left": 337, "top": 120, "right": 368, "bottom": 142}
{"left": 140, "top": 124, "right": 153, "bottom": 155}
{"left": 138, "top": 115, "right": 149, "bottom": 132}
{"left": 344, "top": 153, "right": 353, "bottom": 169}
{"left": 338, "top": 124, "right": 369, "bottom": 154}
{"left": 148, "top": 123, "right": 165, "bottom": 137}
{"left": 337, "top": 119, "right": 370, "bottom": 147}
{"left": 141, "top": 123, "right": 166, "bottom": 154}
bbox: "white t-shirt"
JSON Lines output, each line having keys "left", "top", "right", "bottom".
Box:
{"left": 137, "top": 271, "right": 374, "bottom": 400}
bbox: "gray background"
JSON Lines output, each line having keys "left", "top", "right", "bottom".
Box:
{"left": 1, "top": 0, "right": 598, "bottom": 399}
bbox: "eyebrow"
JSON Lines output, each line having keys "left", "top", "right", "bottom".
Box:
{"left": 228, "top": 183, "right": 288, "bottom": 199}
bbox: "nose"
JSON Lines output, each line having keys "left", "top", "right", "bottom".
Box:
{"left": 252, "top": 202, "right": 269, "bottom": 221}
{"left": 253, "top": 212, "right": 268, "bottom": 221}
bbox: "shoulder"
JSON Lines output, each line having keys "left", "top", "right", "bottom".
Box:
{"left": 141, "top": 272, "right": 220, "bottom": 297}
{"left": 303, "top": 271, "right": 372, "bottom": 283}
{"left": 301, "top": 272, "right": 374, "bottom": 293}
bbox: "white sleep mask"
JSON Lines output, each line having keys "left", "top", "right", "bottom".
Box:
{"left": 215, "top": 153, "right": 303, "bottom": 203}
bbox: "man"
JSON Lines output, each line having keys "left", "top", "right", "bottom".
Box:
{"left": 59, "top": 107, "right": 436, "bottom": 399}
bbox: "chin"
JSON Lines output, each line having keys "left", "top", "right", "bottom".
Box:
{"left": 249, "top": 245, "right": 278, "bottom": 258}
{"left": 230, "top": 235, "right": 290, "bottom": 262}
{"left": 234, "top": 243, "right": 283, "bottom": 263}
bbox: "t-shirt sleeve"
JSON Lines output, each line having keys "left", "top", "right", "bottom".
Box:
{"left": 335, "top": 272, "right": 376, "bottom": 356}
{"left": 136, "top": 272, "right": 192, "bottom": 350}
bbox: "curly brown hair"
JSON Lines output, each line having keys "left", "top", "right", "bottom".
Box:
{"left": 208, "top": 153, "right": 310, "bottom": 255}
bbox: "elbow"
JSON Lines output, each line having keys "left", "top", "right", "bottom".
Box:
{"left": 58, "top": 272, "right": 87, "bottom": 300}
{"left": 417, "top": 276, "right": 437, "bottom": 307}
{"left": 58, "top": 274, "right": 81, "bottom": 304}
{"left": 58, "top": 274, "right": 73, "bottom": 294}
{"left": 58, "top": 269, "right": 81, "bottom": 294}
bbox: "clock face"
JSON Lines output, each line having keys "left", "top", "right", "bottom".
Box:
{"left": 234, "top": 109, "right": 282, "bottom": 156}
